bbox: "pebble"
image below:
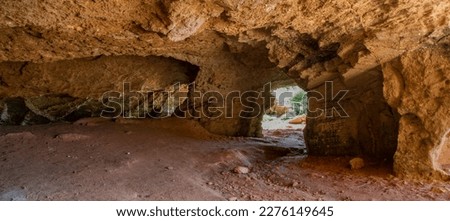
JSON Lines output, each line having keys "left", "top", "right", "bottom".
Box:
{"left": 233, "top": 166, "right": 250, "bottom": 174}
{"left": 349, "top": 157, "right": 365, "bottom": 170}
{"left": 228, "top": 197, "right": 238, "bottom": 201}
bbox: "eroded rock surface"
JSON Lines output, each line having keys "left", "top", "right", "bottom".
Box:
{"left": 382, "top": 44, "right": 450, "bottom": 179}
{"left": 0, "top": 0, "right": 449, "bottom": 178}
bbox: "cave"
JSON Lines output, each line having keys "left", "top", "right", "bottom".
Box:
{"left": 0, "top": 0, "right": 449, "bottom": 201}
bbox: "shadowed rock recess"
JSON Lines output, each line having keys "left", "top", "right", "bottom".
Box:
{"left": 0, "top": 0, "right": 449, "bottom": 179}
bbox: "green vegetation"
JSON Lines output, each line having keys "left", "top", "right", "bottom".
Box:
{"left": 291, "top": 90, "right": 308, "bottom": 115}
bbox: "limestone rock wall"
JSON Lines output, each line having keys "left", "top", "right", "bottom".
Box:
{"left": 382, "top": 43, "right": 450, "bottom": 179}
{"left": 0, "top": 56, "right": 196, "bottom": 124}
{"left": 0, "top": 56, "right": 193, "bottom": 98}
{"left": 305, "top": 68, "right": 399, "bottom": 160}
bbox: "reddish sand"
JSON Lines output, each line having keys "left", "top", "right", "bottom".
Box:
{"left": 0, "top": 118, "right": 449, "bottom": 201}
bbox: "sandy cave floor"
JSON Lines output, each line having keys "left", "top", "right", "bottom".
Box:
{"left": 0, "top": 118, "right": 449, "bottom": 201}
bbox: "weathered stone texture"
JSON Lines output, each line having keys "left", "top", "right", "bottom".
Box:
{"left": 0, "top": 0, "right": 449, "bottom": 178}
{"left": 382, "top": 44, "right": 450, "bottom": 179}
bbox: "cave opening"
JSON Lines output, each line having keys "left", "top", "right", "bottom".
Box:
{"left": 262, "top": 84, "right": 307, "bottom": 130}
{"left": 0, "top": 55, "right": 201, "bottom": 124}
{"left": 260, "top": 83, "right": 308, "bottom": 153}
